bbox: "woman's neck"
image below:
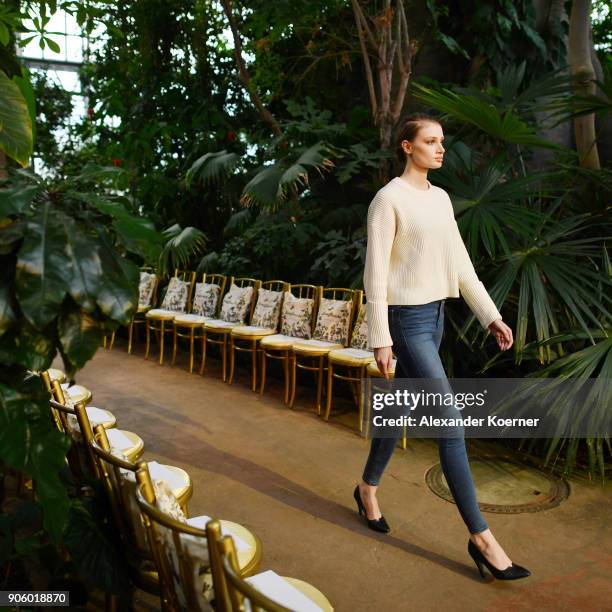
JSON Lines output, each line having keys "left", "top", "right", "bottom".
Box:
{"left": 398, "top": 168, "right": 431, "bottom": 191}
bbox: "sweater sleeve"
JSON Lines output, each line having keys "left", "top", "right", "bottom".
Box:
{"left": 451, "top": 218, "right": 502, "bottom": 330}
{"left": 363, "top": 192, "right": 395, "bottom": 348}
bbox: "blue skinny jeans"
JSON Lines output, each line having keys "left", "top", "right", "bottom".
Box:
{"left": 362, "top": 299, "right": 489, "bottom": 535}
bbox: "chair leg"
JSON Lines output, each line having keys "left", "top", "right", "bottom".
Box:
{"left": 260, "top": 350, "right": 267, "bottom": 395}
{"left": 145, "top": 320, "right": 151, "bottom": 360}
{"left": 172, "top": 325, "right": 178, "bottom": 366}
{"left": 199, "top": 333, "right": 207, "bottom": 376}
{"left": 189, "top": 328, "right": 195, "bottom": 373}
{"left": 358, "top": 365, "right": 365, "bottom": 433}
{"left": 324, "top": 361, "right": 334, "bottom": 421}
{"left": 128, "top": 320, "right": 134, "bottom": 354}
{"left": 315, "top": 356, "right": 324, "bottom": 415}
{"left": 159, "top": 320, "right": 166, "bottom": 365}
{"left": 222, "top": 335, "right": 228, "bottom": 382}
{"left": 289, "top": 353, "right": 297, "bottom": 408}
{"left": 228, "top": 336, "right": 236, "bottom": 384}
{"left": 251, "top": 339, "right": 257, "bottom": 392}
{"left": 282, "top": 351, "right": 289, "bottom": 404}
{"left": 109, "top": 331, "right": 115, "bottom": 351}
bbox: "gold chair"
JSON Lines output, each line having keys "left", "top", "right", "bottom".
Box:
{"left": 365, "top": 359, "right": 406, "bottom": 449}
{"left": 172, "top": 273, "right": 227, "bottom": 373}
{"left": 104, "top": 268, "right": 159, "bottom": 352}
{"left": 209, "top": 522, "right": 333, "bottom": 612}
{"left": 200, "top": 277, "right": 261, "bottom": 382}
{"left": 259, "top": 285, "right": 320, "bottom": 405}
{"left": 125, "top": 268, "right": 160, "bottom": 354}
{"left": 229, "top": 280, "right": 288, "bottom": 391}
{"left": 90, "top": 435, "right": 191, "bottom": 598}
{"left": 324, "top": 291, "right": 374, "bottom": 431}
{"left": 289, "top": 288, "right": 359, "bottom": 414}
{"left": 48, "top": 378, "right": 144, "bottom": 464}
{"left": 134, "top": 466, "right": 262, "bottom": 611}
{"left": 145, "top": 269, "right": 196, "bottom": 365}
{"left": 46, "top": 367, "right": 66, "bottom": 385}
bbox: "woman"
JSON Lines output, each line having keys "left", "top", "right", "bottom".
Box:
{"left": 355, "top": 113, "right": 530, "bottom": 581}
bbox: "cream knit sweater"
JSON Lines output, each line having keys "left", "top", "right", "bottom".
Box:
{"left": 363, "top": 176, "right": 502, "bottom": 348}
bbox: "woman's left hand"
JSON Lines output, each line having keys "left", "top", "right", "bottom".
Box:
{"left": 488, "top": 318, "right": 513, "bottom": 351}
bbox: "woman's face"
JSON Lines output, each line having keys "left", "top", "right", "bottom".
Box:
{"left": 402, "top": 122, "right": 445, "bottom": 169}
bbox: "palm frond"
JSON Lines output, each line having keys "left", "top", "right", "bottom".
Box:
{"left": 411, "top": 82, "right": 565, "bottom": 150}
{"left": 185, "top": 150, "right": 239, "bottom": 187}
{"left": 158, "top": 225, "right": 207, "bottom": 276}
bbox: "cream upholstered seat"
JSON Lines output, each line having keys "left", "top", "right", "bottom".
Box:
{"left": 173, "top": 274, "right": 227, "bottom": 373}
{"left": 134, "top": 466, "right": 262, "bottom": 611}
{"left": 229, "top": 281, "right": 287, "bottom": 391}
{"left": 289, "top": 288, "right": 359, "bottom": 414}
{"left": 146, "top": 270, "right": 196, "bottom": 365}
{"left": 201, "top": 277, "right": 260, "bottom": 381}
{"left": 60, "top": 382, "right": 92, "bottom": 405}
{"left": 209, "top": 520, "right": 333, "bottom": 612}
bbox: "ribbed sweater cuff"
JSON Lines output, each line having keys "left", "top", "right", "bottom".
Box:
{"left": 366, "top": 301, "right": 393, "bottom": 348}
{"left": 461, "top": 281, "right": 502, "bottom": 329}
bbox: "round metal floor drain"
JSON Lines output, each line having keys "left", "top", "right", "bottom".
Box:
{"left": 425, "top": 456, "right": 570, "bottom": 513}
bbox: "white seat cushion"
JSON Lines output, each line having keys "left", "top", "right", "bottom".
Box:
{"left": 174, "top": 313, "right": 210, "bottom": 325}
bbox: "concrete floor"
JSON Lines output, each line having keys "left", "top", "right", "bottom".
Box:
{"left": 76, "top": 341, "right": 612, "bottom": 612}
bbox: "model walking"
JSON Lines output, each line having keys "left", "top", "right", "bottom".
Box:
{"left": 355, "top": 113, "right": 530, "bottom": 581}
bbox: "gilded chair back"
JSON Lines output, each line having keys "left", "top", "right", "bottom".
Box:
{"left": 347, "top": 290, "right": 366, "bottom": 347}
{"left": 314, "top": 287, "right": 359, "bottom": 346}
{"left": 139, "top": 267, "right": 160, "bottom": 309}
{"left": 201, "top": 273, "right": 228, "bottom": 318}
{"left": 287, "top": 284, "right": 321, "bottom": 335}
{"left": 214, "top": 534, "right": 290, "bottom": 612}
{"left": 159, "top": 269, "right": 196, "bottom": 313}
{"left": 134, "top": 468, "right": 212, "bottom": 612}
{"left": 227, "top": 277, "right": 262, "bottom": 323}
{"left": 90, "top": 425, "right": 151, "bottom": 557}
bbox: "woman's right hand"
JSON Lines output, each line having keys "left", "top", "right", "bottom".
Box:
{"left": 374, "top": 346, "right": 394, "bottom": 379}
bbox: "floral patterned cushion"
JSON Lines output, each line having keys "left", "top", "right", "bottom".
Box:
{"left": 279, "top": 292, "right": 314, "bottom": 339}
{"left": 154, "top": 479, "right": 187, "bottom": 522}
{"left": 349, "top": 303, "right": 370, "bottom": 350}
{"left": 153, "top": 481, "right": 213, "bottom": 609}
{"left": 251, "top": 288, "right": 283, "bottom": 330}
{"left": 161, "top": 277, "right": 190, "bottom": 312}
{"left": 138, "top": 272, "right": 157, "bottom": 308}
{"left": 192, "top": 282, "right": 221, "bottom": 317}
{"left": 219, "top": 283, "right": 254, "bottom": 323}
{"left": 313, "top": 297, "right": 353, "bottom": 345}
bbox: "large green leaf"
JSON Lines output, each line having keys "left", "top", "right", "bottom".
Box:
{"left": 0, "top": 70, "right": 33, "bottom": 166}
{"left": 0, "top": 183, "right": 42, "bottom": 217}
{"left": 63, "top": 218, "right": 102, "bottom": 312}
{"left": 94, "top": 226, "right": 139, "bottom": 324}
{"left": 67, "top": 191, "right": 163, "bottom": 261}
{"left": 58, "top": 303, "right": 105, "bottom": 373}
{"left": 15, "top": 201, "right": 70, "bottom": 328}
{"left": 0, "top": 379, "right": 71, "bottom": 543}
{"left": 0, "top": 320, "right": 56, "bottom": 370}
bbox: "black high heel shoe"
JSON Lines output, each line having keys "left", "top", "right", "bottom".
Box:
{"left": 353, "top": 486, "right": 390, "bottom": 533}
{"left": 468, "top": 539, "right": 531, "bottom": 580}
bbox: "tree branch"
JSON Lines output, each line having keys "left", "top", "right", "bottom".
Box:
{"left": 219, "top": 0, "right": 282, "bottom": 137}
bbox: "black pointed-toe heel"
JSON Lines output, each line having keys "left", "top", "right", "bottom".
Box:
{"left": 468, "top": 540, "right": 531, "bottom": 580}
{"left": 353, "top": 486, "right": 391, "bottom": 533}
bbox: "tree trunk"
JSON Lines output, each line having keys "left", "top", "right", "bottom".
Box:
{"left": 569, "top": 0, "right": 600, "bottom": 169}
